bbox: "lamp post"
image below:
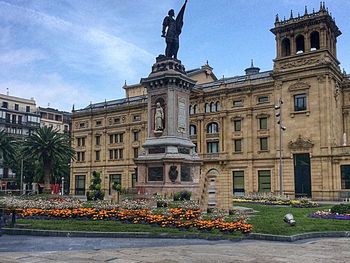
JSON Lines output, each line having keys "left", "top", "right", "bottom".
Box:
{"left": 275, "top": 99, "right": 286, "bottom": 195}
{"left": 61, "top": 176, "right": 64, "bottom": 195}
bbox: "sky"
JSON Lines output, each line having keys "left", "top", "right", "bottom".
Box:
{"left": 0, "top": 0, "right": 349, "bottom": 111}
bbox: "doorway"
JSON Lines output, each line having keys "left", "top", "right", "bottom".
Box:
{"left": 293, "top": 153, "right": 311, "bottom": 197}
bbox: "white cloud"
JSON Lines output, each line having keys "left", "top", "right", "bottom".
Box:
{"left": 0, "top": 48, "right": 46, "bottom": 66}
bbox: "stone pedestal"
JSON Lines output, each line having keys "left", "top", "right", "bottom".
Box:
{"left": 135, "top": 56, "right": 202, "bottom": 199}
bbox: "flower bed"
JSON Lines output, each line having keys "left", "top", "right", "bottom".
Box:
{"left": 14, "top": 207, "right": 252, "bottom": 233}
{"left": 309, "top": 204, "right": 350, "bottom": 220}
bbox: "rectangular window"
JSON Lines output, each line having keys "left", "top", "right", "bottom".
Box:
{"left": 109, "top": 149, "right": 113, "bottom": 160}
{"left": 133, "top": 147, "right": 139, "bottom": 158}
{"left": 133, "top": 115, "right": 141, "bottom": 122}
{"left": 96, "top": 120, "right": 102, "bottom": 126}
{"left": 234, "top": 139, "right": 242, "bottom": 152}
{"left": 5, "top": 113, "right": 10, "bottom": 123}
{"left": 95, "top": 150, "right": 100, "bottom": 161}
{"left": 109, "top": 174, "right": 121, "bottom": 195}
{"left": 148, "top": 167, "right": 164, "bottom": 181}
{"left": 234, "top": 119, "right": 241, "bottom": 132}
{"left": 79, "top": 122, "right": 85, "bottom": 128}
{"left": 294, "top": 94, "right": 307, "bottom": 111}
{"left": 207, "top": 141, "right": 219, "bottom": 153}
{"left": 341, "top": 165, "right": 350, "bottom": 189}
{"left": 132, "top": 173, "right": 137, "bottom": 188}
{"left": 258, "top": 170, "right": 271, "bottom": 192}
{"left": 133, "top": 131, "right": 139, "bottom": 141}
{"left": 12, "top": 115, "right": 16, "bottom": 124}
{"left": 258, "top": 96, "right": 269, "bottom": 104}
{"left": 26, "top": 106, "right": 30, "bottom": 112}
{"left": 109, "top": 134, "right": 113, "bottom": 144}
{"left": 77, "top": 151, "right": 85, "bottom": 162}
{"left": 233, "top": 171, "right": 244, "bottom": 196}
{"left": 233, "top": 99, "right": 243, "bottom": 107}
{"left": 260, "top": 137, "right": 268, "bottom": 151}
{"left": 114, "top": 117, "right": 120, "bottom": 124}
{"left": 259, "top": 117, "right": 268, "bottom": 130}
{"left": 14, "top": 104, "right": 19, "bottom": 111}
{"left": 75, "top": 175, "right": 86, "bottom": 195}
{"left": 181, "top": 165, "right": 191, "bottom": 182}
{"left": 2, "top": 101, "right": 8, "bottom": 108}
{"left": 95, "top": 135, "right": 100, "bottom": 145}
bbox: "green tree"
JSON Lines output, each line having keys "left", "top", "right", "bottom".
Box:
{"left": 0, "top": 130, "right": 15, "bottom": 164}
{"left": 23, "top": 126, "right": 75, "bottom": 193}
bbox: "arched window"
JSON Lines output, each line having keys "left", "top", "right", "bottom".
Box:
{"left": 207, "top": 122, "right": 219, "bottom": 133}
{"left": 190, "top": 124, "right": 197, "bottom": 135}
{"left": 296, "top": 35, "right": 305, "bottom": 54}
{"left": 215, "top": 101, "right": 220, "bottom": 111}
{"left": 189, "top": 105, "right": 193, "bottom": 115}
{"left": 310, "top": 31, "right": 320, "bottom": 51}
{"left": 281, "top": 38, "right": 291, "bottom": 56}
{"left": 210, "top": 102, "right": 215, "bottom": 112}
{"left": 193, "top": 104, "right": 198, "bottom": 114}
{"left": 205, "top": 103, "right": 210, "bottom": 113}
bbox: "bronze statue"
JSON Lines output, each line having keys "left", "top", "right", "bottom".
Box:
{"left": 161, "top": 0, "right": 188, "bottom": 59}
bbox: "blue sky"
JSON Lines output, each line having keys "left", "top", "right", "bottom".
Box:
{"left": 0, "top": 0, "right": 349, "bottom": 111}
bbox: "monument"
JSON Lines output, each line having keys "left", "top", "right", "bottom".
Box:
{"left": 135, "top": 0, "right": 202, "bottom": 199}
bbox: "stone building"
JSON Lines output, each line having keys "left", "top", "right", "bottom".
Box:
{"left": 38, "top": 107, "right": 71, "bottom": 134}
{"left": 70, "top": 5, "right": 350, "bottom": 205}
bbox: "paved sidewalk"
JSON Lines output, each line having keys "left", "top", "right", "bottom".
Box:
{"left": 1, "top": 237, "right": 349, "bottom": 263}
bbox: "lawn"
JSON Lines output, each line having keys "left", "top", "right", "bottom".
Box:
{"left": 241, "top": 203, "right": 350, "bottom": 235}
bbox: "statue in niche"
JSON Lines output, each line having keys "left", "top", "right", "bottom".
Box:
{"left": 161, "top": 0, "right": 188, "bottom": 59}
{"left": 169, "top": 165, "right": 178, "bottom": 183}
{"left": 154, "top": 102, "right": 164, "bottom": 131}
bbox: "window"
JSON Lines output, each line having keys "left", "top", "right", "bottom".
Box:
{"left": 12, "top": 115, "right": 16, "bottom": 124}
{"left": 133, "top": 147, "right": 139, "bottom": 158}
{"left": 215, "top": 101, "right": 220, "bottom": 111}
{"left": 109, "top": 133, "right": 123, "bottom": 144}
{"left": 233, "top": 99, "right": 243, "bottom": 107}
{"left": 18, "top": 115, "right": 23, "bottom": 124}
{"left": 133, "top": 131, "right": 139, "bottom": 141}
{"left": 95, "top": 135, "right": 100, "bottom": 145}
{"left": 79, "top": 122, "right": 85, "bottom": 128}
{"left": 296, "top": 34, "right": 305, "bottom": 54}
{"left": 259, "top": 117, "right": 268, "bottom": 130}
{"left": 210, "top": 102, "right": 215, "bottom": 112}
{"left": 132, "top": 173, "right": 137, "bottom": 188}
{"left": 5, "top": 113, "right": 10, "bottom": 123}
{"left": 234, "top": 139, "right": 242, "bottom": 152}
{"left": 205, "top": 103, "right": 210, "bottom": 113}
{"left": 14, "top": 104, "right": 19, "bottom": 111}
{"left": 189, "top": 105, "right": 193, "bottom": 115}
{"left": 109, "top": 174, "right": 121, "bottom": 195}
{"left": 109, "top": 149, "right": 123, "bottom": 160}
{"left": 207, "top": 141, "right": 219, "bottom": 153}
{"left": 341, "top": 165, "right": 350, "bottom": 189}
{"left": 234, "top": 119, "right": 241, "bottom": 132}
{"left": 258, "top": 170, "right": 271, "bottom": 192}
{"left": 233, "top": 171, "right": 244, "bottom": 196}
{"left": 258, "top": 96, "right": 269, "bottom": 104}
{"left": 77, "top": 137, "right": 85, "bottom": 147}
{"left": 26, "top": 106, "right": 30, "bottom": 112}
{"left": 260, "top": 137, "right": 268, "bottom": 151}
{"left": 2, "top": 101, "right": 8, "bottom": 108}
{"left": 77, "top": 151, "right": 85, "bottom": 162}
{"left": 207, "top": 122, "right": 219, "bottom": 133}
{"left": 148, "top": 167, "right": 164, "bottom": 181}
{"left": 133, "top": 115, "right": 141, "bottom": 122}
{"left": 114, "top": 117, "right": 120, "bottom": 124}
{"left": 193, "top": 104, "right": 197, "bottom": 114}
{"left": 281, "top": 38, "right": 291, "bottom": 56}
{"left": 96, "top": 120, "right": 102, "bottom": 126}
{"left": 95, "top": 150, "right": 100, "bottom": 161}
{"left": 294, "top": 94, "right": 307, "bottom": 111}
{"left": 75, "top": 175, "right": 86, "bottom": 195}
{"left": 310, "top": 31, "right": 320, "bottom": 50}
{"left": 190, "top": 125, "right": 197, "bottom": 135}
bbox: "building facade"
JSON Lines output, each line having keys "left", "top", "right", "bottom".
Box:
{"left": 38, "top": 107, "right": 71, "bottom": 134}
{"left": 0, "top": 93, "right": 41, "bottom": 189}
{"left": 70, "top": 5, "right": 350, "bottom": 204}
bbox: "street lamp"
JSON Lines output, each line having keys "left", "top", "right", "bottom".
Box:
{"left": 61, "top": 177, "right": 64, "bottom": 195}
{"left": 275, "top": 99, "right": 286, "bottom": 195}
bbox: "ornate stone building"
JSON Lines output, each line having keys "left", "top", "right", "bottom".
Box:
{"left": 70, "top": 5, "right": 350, "bottom": 205}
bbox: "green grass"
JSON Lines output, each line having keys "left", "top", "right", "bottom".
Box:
{"left": 241, "top": 204, "right": 350, "bottom": 235}
{"left": 14, "top": 219, "right": 241, "bottom": 239}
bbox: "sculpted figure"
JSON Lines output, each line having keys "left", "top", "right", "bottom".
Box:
{"left": 161, "top": 0, "right": 188, "bottom": 59}
{"left": 154, "top": 102, "right": 164, "bottom": 131}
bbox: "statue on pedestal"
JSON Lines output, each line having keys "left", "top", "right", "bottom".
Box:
{"left": 161, "top": 0, "right": 188, "bottom": 59}
{"left": 154, "top": 102, "right": 164, "bottom": 131}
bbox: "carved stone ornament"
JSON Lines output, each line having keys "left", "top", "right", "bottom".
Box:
{"left": 288, "top": 135, "right": 314, "bottom": 150}
{"left": 288, "top": 81, "right": 310, "bottom": 92}
{"left": 169, "top": 165, "right": 178, "bottom": 183}
{"left": 280, "top": 58, "right": 320, "bottom": 70}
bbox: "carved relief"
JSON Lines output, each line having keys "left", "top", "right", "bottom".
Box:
{"left": 288, "top": 81, "right": 310, "bottom": 92}
{"left": 288, "top": 135, "right": 314, "bottom": 150}
{"left": 280, "top": 58, "right": 320, "bottom": 70}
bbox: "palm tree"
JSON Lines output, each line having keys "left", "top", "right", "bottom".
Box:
{"left": 23, "top": 126, "right": 75, "bottom": 193}
{"left": 0, "top": 129, "right": 15, "bottom": 164}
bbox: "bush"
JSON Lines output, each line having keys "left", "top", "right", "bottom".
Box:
{"left": 330, "top": 204, "right": 350, "bottom": 215}
{"left": 86, "top": 171, "right": 105, "bottom": 201}
{"left": 173, "top": 191, "right": 192, "bottom": 201}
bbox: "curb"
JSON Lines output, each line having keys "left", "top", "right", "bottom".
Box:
{"left": 2, "top": 228, "right": 349, "bottom": 242}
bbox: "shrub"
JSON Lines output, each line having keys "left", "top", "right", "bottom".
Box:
{"left": 173, "top": 191, "right": 192, "bottom": 201}
{"left": 330, "top": 204, "right": 350, "bottom": 215}
{"left": 86, "top": 171, "right": 105, "bottom": 201}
